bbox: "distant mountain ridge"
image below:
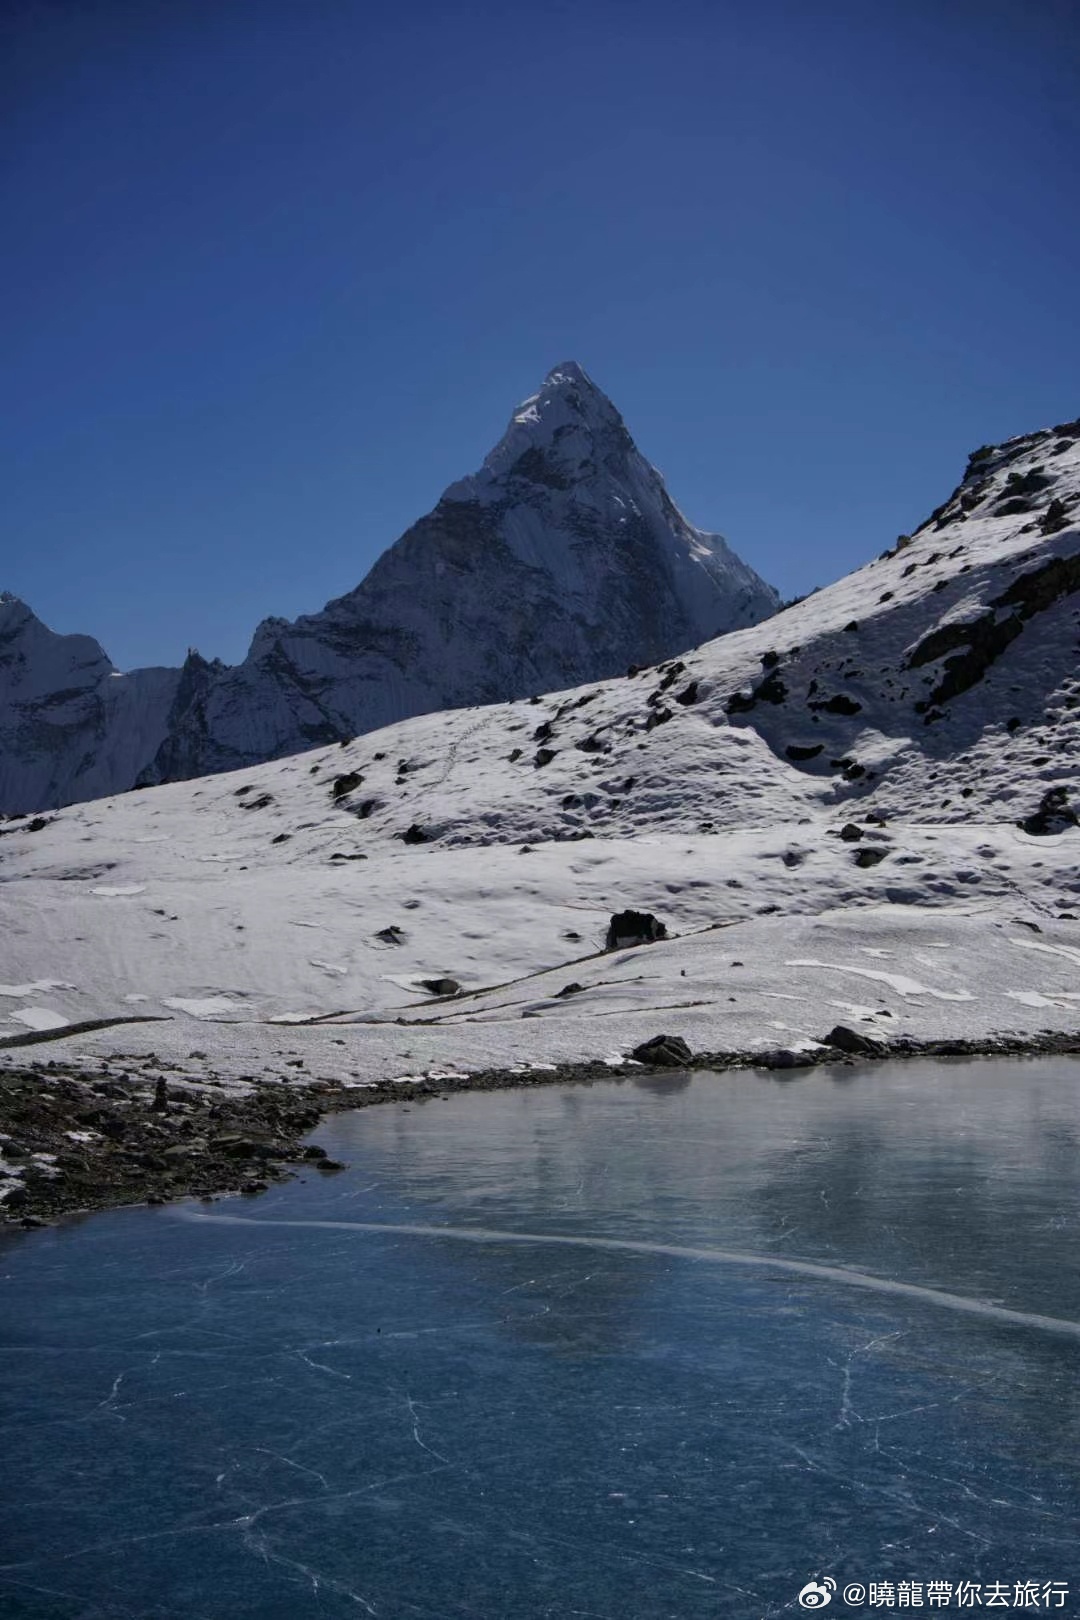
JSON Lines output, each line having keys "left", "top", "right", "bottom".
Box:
{"left": 0, "top": 362, "right": 779, "bottom": 813}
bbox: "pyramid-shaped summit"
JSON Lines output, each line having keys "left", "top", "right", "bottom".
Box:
{"left": 0, "top": 365, "right": 779, "bottom": 810}
{"left": 142, "top": 361, "right": 779, "bottom": 788}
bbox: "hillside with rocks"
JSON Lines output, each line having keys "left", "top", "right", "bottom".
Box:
{"left": 0, "top": 409, "right": 1076, "bottom": 1150}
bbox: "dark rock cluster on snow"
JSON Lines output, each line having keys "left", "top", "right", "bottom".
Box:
{"left": 631, "top": 1034, "right": 694, "bottom": 1067}
{"left": 1020, "top": 786, "right": 1078, "bottom": 837}
{"left": 605, "top": 911, "right": 667, "bottom": 949}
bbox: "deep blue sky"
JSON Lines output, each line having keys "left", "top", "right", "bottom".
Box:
{"left": 5, "top": 0, "right": 1079, "bottom": 671}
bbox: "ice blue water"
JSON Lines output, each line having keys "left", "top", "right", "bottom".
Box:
{"left": 2, "top": 1057, "right": 1079, "bottom": 1619}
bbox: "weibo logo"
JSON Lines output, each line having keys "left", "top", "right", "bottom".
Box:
{"left": 798, "top": 1578, "right": 837, "bottom": 1608}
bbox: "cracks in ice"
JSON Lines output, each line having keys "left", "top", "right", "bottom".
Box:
{"left": 190, "top": 1259, "right": 247, "bottom": 1295}
{"left": 396, "top": 1384, "right": 451, "bottom": 1465}
{"left": 0, "top": 1462, "right": 461, "bottom": 1577}
{"left": 239, "top": 1530, "right": 378, "bottom": 1614}
{"left": 253, "top": 1446, "right": 330, "bottom": 1492}
{"left": 89, "top": 1368, "right": 130, "bottom": 1423}
{"left": 292, "top": 1342, "right": 353, "bottom": 1381}
{"left": 829, "top": 1330, "right": 905, "bottom": 1429}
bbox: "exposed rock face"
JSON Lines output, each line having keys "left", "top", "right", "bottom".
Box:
{"left": 0, "top": 364, "right": 778, "bottom": 813}
{"left": 0, "top": 595, "right": 181, "bottom": 815}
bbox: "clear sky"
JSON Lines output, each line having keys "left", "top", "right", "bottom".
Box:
{"left": 4, "top": 0, "right": 1079, "bottom": 671}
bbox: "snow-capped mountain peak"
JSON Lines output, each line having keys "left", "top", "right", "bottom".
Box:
{"left": 447, "top": 361, "right": 649, "bottom": 504}
{"left": 1, "top": 365, "right": 779, "bottom": 812}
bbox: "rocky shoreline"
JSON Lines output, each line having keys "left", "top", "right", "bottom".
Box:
{"left": 2, "top": 1028, "right": 1079, "bottom": 1229}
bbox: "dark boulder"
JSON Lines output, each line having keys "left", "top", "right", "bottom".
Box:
{"left": 631, "top": 1034, "right": 693, "bottom": 1067}
{"left": 823, "top": 1024, "right": 885, "bottom": 1055}
{"left": 419, "top": 977, "right": 461, "bottom": 997}
{"left": 605, "top": 910, "right": 667, "bottom": 950}
{"left": 838, "top": 823, "right": 864, "bottom": 842}
{"left": 1020, "top": 786, "right": 1078, "bottom": 837}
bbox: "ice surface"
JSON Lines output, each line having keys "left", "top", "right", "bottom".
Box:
{"left": 1, "top": 1059, "right": 1078, "bottom": 1619}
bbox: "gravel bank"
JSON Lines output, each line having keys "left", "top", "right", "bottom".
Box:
{"left": 3, "top": 1030, "right": 1079, "bottom": 1228}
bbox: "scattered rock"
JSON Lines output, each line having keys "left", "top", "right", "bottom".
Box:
{"left": 1040, "top": 497, "right": 1069, "bottom": 535}
{"left": 631, "top": 1034, "right": 693, "bottom": 1067}
{"left": 814, "top": 692, "right": 862, "bottom": 715}
{"left": 854, "top": 846, "right": 888, "bottom": 867}
{"left": 605, "top": 910, "right": 667, "bottom": 950}
{"left": 824, "top": 1024, "right": 886, "bottom": 1055}
{"left": 759, "top": 1048, "right": 816, "bottom": 1070}
{"left": 726, "top": 668, "right": 788, "bottom": 714}
{"left": 400, "top": 824, "right": 429, "bottom": 845}
{"left": 331, "top": 771, "right": 364, "bottom": 800}
{"left": 557, "top": 982, "right": 585, "bottom": 998}
{"left": 1020, "top": 786, "right": 1078, "bottom": 837}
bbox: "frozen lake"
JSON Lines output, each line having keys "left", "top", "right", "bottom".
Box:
{"left": 2, "top": 1057, "right": 1079, "bottom": 1619}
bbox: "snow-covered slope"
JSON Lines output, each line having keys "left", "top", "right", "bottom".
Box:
{"left": 0, "top": 413, "right": 1076, "bottom": 1081}
{"left": 0, "top": 363, "right": 778, "bottom": 812}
